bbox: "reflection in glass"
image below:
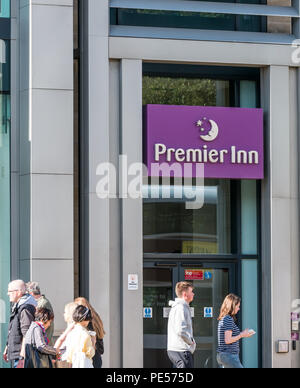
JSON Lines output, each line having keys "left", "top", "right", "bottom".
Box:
{"left": 241, "top": 180, "right": 257, "bottom": 255}
{"left": 143, "top": 268, "right": 173, "bottom": 368}
{"left": 0, "top": 0, "right": 10, "bottom": 18}
{"left": 242, "top": 260, "right": 258, "bottom": 368}
{"left": 111, "top": 3, "right": 266, "bottom": 33}
{"left": 115, "top": 9, "right": 235, "bottom": 31}
{"left": 143, "top": 180, "right": 231, "bottom": 255}
{"left": 143, "top": 77, "right": 230, "bottom": 107}
{"left": 188, "top": 268, "right": 229, "bottom": 368}
{"left": 240, "top": 80, "right": 257, "bottom": 109}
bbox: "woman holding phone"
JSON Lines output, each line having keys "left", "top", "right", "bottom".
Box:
{"left": 217, "top": 294, "right": 255, "bottom": 368}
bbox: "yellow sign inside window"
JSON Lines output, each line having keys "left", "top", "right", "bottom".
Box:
{"left": 182, "top": 241, "right": 218, "bottom": 254}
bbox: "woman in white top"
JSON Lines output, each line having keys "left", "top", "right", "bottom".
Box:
{"left": 54, "top": 302, "right": 78, "bottom": 365}
{"left": 65, "top": 306, "right": 95, "bottom": 368}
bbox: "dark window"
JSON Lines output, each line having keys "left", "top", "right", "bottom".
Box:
{"left": 143, "top": 63, "right": 260, "bottom": 108}
{"left": 111, "top": 1, "right": 267, "bottom": 33}
{"left": 143, "top": 179, "right": 232, "bottom": 255}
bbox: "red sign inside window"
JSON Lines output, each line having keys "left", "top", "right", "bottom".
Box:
{"left": 185, "top": 270, "right": 204, "bottom": 281}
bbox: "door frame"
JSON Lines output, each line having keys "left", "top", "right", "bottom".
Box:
{"left": 179, "top": 261, "right": 236, "bottom": 296}
{"left": 144, "top": 260, "right": 237, "bottom": 299}
{"left": 143, "top": 260, "right": 238, "bottom": 368}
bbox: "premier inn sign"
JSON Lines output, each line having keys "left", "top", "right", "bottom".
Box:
{"left": 144, "top": 104, "right": 264, "bottom": 179}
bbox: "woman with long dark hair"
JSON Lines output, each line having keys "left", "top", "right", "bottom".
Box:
{"left": 75, "top": 297, "right": 105, "bottom": 368}
{"left": 65, "top": 305, "right": 95, "bottom": 368}
{"left": 217, "top": 294, "right": 255, "bottom": 368}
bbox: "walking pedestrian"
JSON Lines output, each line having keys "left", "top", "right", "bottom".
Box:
{"left": 2, "top": 280, "right": 37, "bottom": 368}
{"left": 24, "top": 308, "right": 59, "bottom": 368}
{"left": 54, "top": 302, "right": 79, "bottom": 367}
{"left": 26, "top": 282, "right": 55, "bottom": 345}
{"left": 217, "top": 294, "right": 255, "bottom": 369}
{"left": 75, "top": 297, "right": 105, "bottom": 368}
{"left": 64, "top": 305, "right": 95, "bottom": 368}
{"left": 167, "top": 282, "right": 196, "bottom": 368}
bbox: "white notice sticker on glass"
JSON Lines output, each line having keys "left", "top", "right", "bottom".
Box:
{"left": 164, "top": 307, "right": 194, "bottom": 318}
{"left": 128, "top": 274, "right": 138, "bottom": 291}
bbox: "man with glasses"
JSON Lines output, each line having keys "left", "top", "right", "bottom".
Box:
{"left": 2, "top": 280, "right": 37, "bottom": 368}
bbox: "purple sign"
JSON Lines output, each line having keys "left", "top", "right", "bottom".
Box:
{"left": 144, "top": 105, "right": 264, "bottom": 179}
{"left": 292, "top": 332, "right": 299, "bottom": 341}
{"left": 291, "top": 313, "right": 300, "bottom": 321}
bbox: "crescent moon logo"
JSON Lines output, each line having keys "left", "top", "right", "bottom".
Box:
{"left": 196, "top": 118, "right": 219, "bottom": 142}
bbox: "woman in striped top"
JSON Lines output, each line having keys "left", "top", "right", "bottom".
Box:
{"left": 217, "top": 294, "right": 254, "bottom": 369}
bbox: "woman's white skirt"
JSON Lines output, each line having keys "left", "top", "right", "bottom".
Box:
{"left": 72, "top": 352, "right": 94, "bottom": 369}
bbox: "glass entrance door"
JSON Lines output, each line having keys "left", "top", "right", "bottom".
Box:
{"left": 143, "top": 262, "right": 235, "bottom": 368}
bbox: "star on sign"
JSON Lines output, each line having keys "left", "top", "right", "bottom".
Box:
{"left": 196, "top": 120, "right": 206, "bottom": 132}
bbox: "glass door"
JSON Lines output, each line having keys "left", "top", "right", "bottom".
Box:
{"left": 143, "top": 262, "right": 235, "bottom": 368}
{"left": 143, "top": 264, "right": 177, "bottom": 368}
{"left": 180, "top": 264, "right": 235, "bottom": 368}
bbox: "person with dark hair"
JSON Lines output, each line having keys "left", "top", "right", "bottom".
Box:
{"left": 65, "top": 305, "right": 95, "bottom": 368}
{"left": 75, "top": 297, "right": 105, "bottom": 368}
{"left": 26, "top": 281, "right": 55, "bottom": 345}
{"left": 23, "top": 308, "right": 59, "bottom": 368}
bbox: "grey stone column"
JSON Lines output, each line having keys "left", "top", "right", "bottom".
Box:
{"left": 18, "top": 0, "right": 74, "bottom": 334}
{"left": 81, "top": 0, "right": 123, "bottom": 368}
{"left": 261, "top": 65, "right": 297, "bottom": 368}
{"left": 120, "top": 59, "right": 144, "bottom": 368}
{"left": 290, "top": 67, "right": 300, "bottom": 368}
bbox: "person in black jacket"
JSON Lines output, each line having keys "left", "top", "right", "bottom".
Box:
{"left": 2, "top": 280, "right": 37, "bottom": 368}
